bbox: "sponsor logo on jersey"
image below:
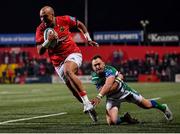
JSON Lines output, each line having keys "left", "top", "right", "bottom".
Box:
{"left": 60, "top": 26, "right": 65, "bottom": 32}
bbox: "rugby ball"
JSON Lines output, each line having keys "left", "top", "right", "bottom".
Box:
{"left": 43, "top": 28, "right": 57, "bottom": 48}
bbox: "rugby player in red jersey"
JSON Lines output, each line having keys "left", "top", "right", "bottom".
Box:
{"left": 35, "top": 6, "right": 99, "bottom": 122}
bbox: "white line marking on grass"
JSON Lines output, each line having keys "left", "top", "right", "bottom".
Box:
{"left": 0, "top": 112, "right": 67, "bottom": 125}
{"left": 149, "top": 97, "right": 161, "bottom": 100}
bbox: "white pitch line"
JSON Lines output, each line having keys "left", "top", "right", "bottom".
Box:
{"left": 149, "top": 97, "right": 161, "bottom": 100}
{"left": 0, "top": 112, "right": 67, "bottom": 125}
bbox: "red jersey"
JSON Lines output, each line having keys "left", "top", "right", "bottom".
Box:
{"left": 36, "top": 15, "right": 81, "bottom": 67}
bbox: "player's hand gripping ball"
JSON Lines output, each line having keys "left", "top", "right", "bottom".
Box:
{"left": 43, "top": 28, "right": 57, "bottom": 48}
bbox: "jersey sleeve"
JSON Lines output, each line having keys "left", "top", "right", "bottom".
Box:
{"left": 91, "top": 72, "right": 98, "bottom": 85}
{"left": 105, "top": 66, "right": 118, "bottom": 78}
{"left": 106, "top": 66, "right": 123, "bottom": 84}
{"left": 64, "top": 15, "right": 77, "bottom": 28}
{"left": 91, "top": 72, "right": 102, "bottom": 91}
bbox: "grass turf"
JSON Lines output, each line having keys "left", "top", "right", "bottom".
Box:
{"left": 0, "top": 82, "right": 180, "bottom": 133}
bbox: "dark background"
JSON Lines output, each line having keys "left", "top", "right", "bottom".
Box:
{"left": 0, "top": 0, "right": 180, "bottom": 33}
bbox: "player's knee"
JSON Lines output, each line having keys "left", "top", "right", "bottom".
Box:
{"left": 107, "top": 121, "right": 114, "bottom": 125}
{"left": 64, "top": 69, "right": 74, "bottom": 78}
{"left": 107, "top": 117, "right": 113, "bottom": 125}
{"left": 107, "top": 119, "right": 117, "bottom": 125}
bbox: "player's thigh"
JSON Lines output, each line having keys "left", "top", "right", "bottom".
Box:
{"left": 64, "top": 61, "right": 78, "bottom": 73}
{"left": 107, "top": 107, "right": 119, "bottom": 122}
{"left": 125, "top": 91, "right": 152, "bottom": 108}
{"left": 106, "top": 99, "right": 120, "bottom": 122}
{"left": 125, "top": 92, "right": 143, "bottom": 104}
{"left": 64, "top": 53, "right": 82, "bottom": 73}
{"left": 55, "top": 64, "right": 66, "bottom": 83}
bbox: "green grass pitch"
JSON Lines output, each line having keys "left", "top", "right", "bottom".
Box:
{"left": 0, "top": 82, "right": 180, "bottom": 133}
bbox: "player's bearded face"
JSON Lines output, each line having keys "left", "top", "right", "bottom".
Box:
{"left": 92, "top": 58, "right": 105, "bottom": 74}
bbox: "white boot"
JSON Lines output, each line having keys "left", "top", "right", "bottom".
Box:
{"left": 83, "top": 102, "right": 98, "bottom": 122}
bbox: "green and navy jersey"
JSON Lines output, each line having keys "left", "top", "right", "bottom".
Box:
{"left": 91, "top": 65, "right": 118, "bottom": 91}
{"left": 91, "top": 65, "right": 140, "bottom": 100}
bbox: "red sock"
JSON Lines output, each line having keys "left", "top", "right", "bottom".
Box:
{"left": 79, "top": 91, "right": 87, "bottom": 97}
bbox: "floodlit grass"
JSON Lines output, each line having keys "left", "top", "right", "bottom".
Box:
{"left": 0, "top": 82, "right": 180, "bottom": 133}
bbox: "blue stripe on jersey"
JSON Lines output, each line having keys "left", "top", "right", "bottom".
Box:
{"left": 105, "top": 69, "right": 115, "bottom": 77}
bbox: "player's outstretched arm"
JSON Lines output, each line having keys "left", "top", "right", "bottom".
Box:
{"left": 91, "top": 76, "right": 115, "bottom": 106}
{"left": 77, "top": 20, "right": 99, "bottom": 47}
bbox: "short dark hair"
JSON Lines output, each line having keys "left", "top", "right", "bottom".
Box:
{"left": 91, "top": 55, "right": 102, "bottom": 61}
